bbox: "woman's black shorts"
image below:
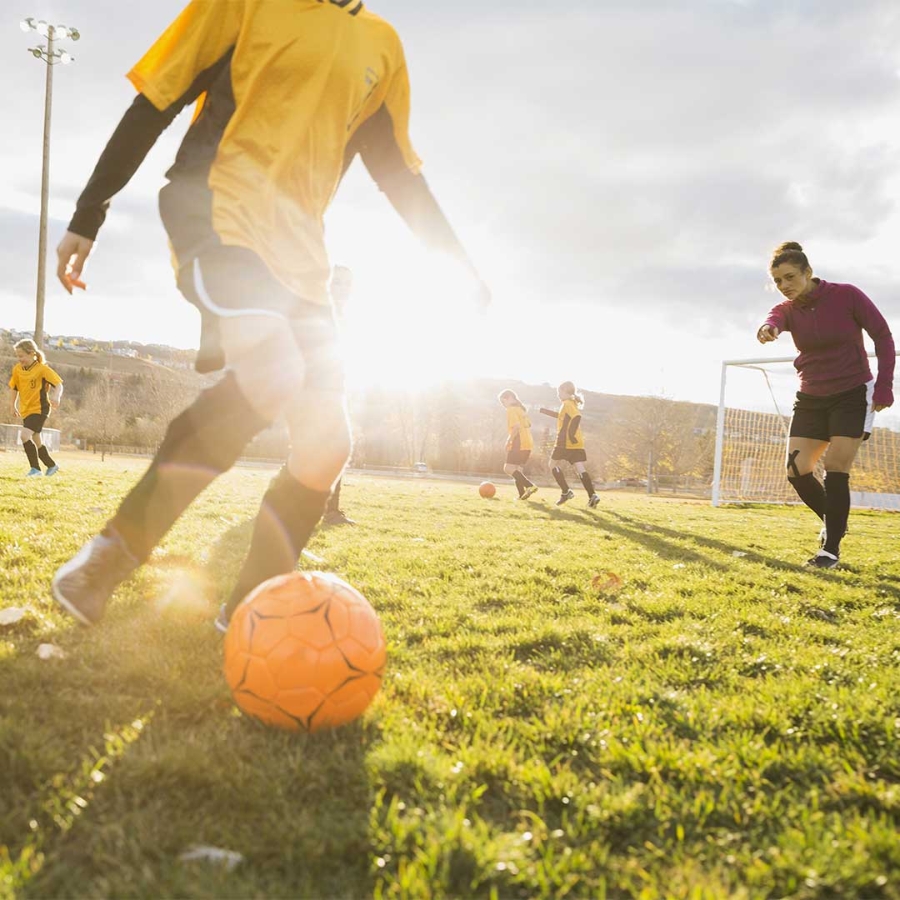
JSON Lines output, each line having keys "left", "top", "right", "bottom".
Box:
{"left": 22, "top": 414, "right": 47, "bottom": 433}
{"left": 789, "top": 382, "right": 874, "bottom": 442}
{"left": 551, "top": 448, "right": 588, "bottom": 463}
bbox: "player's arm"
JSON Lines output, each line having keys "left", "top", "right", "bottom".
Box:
{"left": 567, "top": 415, "right": 582, "bottom": 444}
{"left": 48, "top": 381, "right": 64, "bottom": 410}
{"left": 852, "top": 288, "right": 896, "bottom": 411}
{"left": 757, "top": 306, "right": 787, "bottom": 343}
{"left": 353, "top": 105, "right": 489, "bottom": 308}
{"left": 538, "top": 407, "right": 559, "bottom": 418}
{"left": 8, "top": 387, "right": 18, "bottom": 419}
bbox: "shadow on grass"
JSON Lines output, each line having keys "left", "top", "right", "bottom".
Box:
{"left": 0, "top": 596, "right": 377, "bottom": 899}
{"left": 530, "top": 501, "right": 900, "bottom": 597}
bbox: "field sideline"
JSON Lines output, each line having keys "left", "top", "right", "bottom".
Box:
{"left": 1, "top": 454, "right": 899, "bottom": 899}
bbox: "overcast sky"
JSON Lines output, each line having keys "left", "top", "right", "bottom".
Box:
{"left": 1, "top": 0, "right": 899, "bottom": 410}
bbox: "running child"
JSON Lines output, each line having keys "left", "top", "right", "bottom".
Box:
{"left": 8, "top": 339, "right": 63, "bottom": 476}
{"left": 539, "top": 381, "right": 600, "bottom": 507}
{"left": 51, "top": 0, "right": 490, "bottom": 629}
{"left": 758, "top": 241, "right": 895, "bottom": 568}
{"left": 498, "top": 389, "right": 537, "bottom": 500}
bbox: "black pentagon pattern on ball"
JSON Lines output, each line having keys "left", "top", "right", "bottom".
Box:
{"left": 232, "top": 574, "right": 384, "bottom": 732}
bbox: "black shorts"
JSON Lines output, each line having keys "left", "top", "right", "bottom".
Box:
{"left": 552, "top": 448, "right": 587, "bottom": 463}
{"left": 790, "top": 383, "right": 874, "bottom": 442}
{"left": 506, "top": 449, "right": 531, "bottom": 466}
{"left": 22, "top": 414, "right": 46, "bottom": 433}
{"left": 177, "top": 244, "right": 343, "bottom": 392}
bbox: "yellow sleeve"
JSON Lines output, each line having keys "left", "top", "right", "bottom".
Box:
{"left": 41, "top": 364, "right": 63, "bottom": 386}
{"left": 127, "top": 0, "right": 244, "bottom": 111}
{"left": 379, "top": 41, "right": 422, "bottom": 174}
{"left": 7, "top": 368, "right": 17, "bottom": 390}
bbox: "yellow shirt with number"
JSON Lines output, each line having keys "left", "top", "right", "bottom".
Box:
{"left": 8, "top": 361, "right": 63, "bottom": 418}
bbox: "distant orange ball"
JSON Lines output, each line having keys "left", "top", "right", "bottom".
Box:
{"left": 223, "top": 572, "right": 386, "bottom": 732}
{"left": 479, "top": 481, "right": 497, "bottom": 499}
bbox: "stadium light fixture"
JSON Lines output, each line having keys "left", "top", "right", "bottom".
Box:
{"left": 19, "top": 17, "right": 81, "bottom": 349}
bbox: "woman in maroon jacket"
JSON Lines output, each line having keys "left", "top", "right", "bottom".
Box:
{"left": 757, "top": 241, "right": 895, "bottom": 568}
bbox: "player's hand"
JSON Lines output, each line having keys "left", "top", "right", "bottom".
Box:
{"left": 757, "top": 324, "right": 779, "bottom": 343}
{"left": 57, "top": 231, "right": 93, "bottom": 294}
{"left": 49, "top": 401, "right": 60, "bottom": 411}
{"left": 874, "top": 403, "right": 891, "bottom": 412}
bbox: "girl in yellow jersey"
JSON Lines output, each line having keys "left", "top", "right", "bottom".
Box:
{"left": 52, "top": 0, "right": 489, "bottom": 630}
{"left": 7, "top": 339, "right": 64, "bottom": 477}
{"left": 499, "top": 389, "right": 537, "bottom": 500}
{"left": 540, "top": 381, "right": 599, "bottom": 508}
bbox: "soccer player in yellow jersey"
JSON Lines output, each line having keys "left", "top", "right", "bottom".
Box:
{"left": 7, "top": 339, "right": 64, "bottom": 477}
{"left": 52, "top": 0, "right": 490, "bottom": 628}
{"left": 498, "top": 389, "right": 537, "bottom": 500}
{"left": 539, "top": 381, "right": 600, "bottom": 508}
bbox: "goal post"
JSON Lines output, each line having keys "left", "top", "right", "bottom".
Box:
{"left": 712, "top": 353, "right": 900, "bottom": 509}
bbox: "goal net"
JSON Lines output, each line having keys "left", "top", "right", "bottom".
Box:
{"left": 0, "top": 424, "right": 60, "bottom": 453}
{"left": 712, "top": 353, "right": 900, "bottom": 510}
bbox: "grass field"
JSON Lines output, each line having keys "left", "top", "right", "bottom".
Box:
{"left": 1, "top": 453, "right": 899, "bottom": 899}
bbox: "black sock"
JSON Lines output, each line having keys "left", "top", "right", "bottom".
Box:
{"left": 22, "top": 440, "right": 39, "bottom": 469}
{"left": 110, "top": 373, "right": 271, "bottom": 561}
{"left": 37, "top": 445, "right": 56, "bottom": 469}
{"left": 326, "top": 477, "right": 342, "bottom": 513}
{"left": 823, "top": 471, "right": 850, "bottom": 555}
{"left": 226, "top": 468, "right": 330, "bottom": 615}
{"left": 512, "top": 470, "right": 527, "bottom": 497}
{"left": 552, "top": 466, "right": 569, "bottom": 492}
{"left": 579, "top": 471, "right": 595, "bottom": 497}
{"left": 787, "top": 472, "right": 826, "bottom": 520}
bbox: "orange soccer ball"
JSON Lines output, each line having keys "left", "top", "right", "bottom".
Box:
{"left": 479, "top": 481, "right": 497, "bottom": 499}
{"left": 223, "top": 572, "right": 386, "bottom": 732}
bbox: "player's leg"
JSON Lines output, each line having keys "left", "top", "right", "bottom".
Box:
{"left": 323, "top": 476, "right": 355, "bottom": 525}
{"left": 786, "top": 391, "right": 830, "bottom": 524}
{"left": 552, "top": 455, "right": 575, "bottom": 505}
{"left": 573, "top": 459, "right": 599, "bottom": 506}
{"left": 811, "top": 385, "right": 871, "bottom": 566}
{"left": 219, "top": 304, "right": 347, "bottom": 626}
{"left": 222, "top": 387, "right": 350, "bottom": 622}
{"left": 31, "top": 422, "right": 58, "bottom": 474}
{"left": 19, "top": 423, "right": 41, "bottom": 474}
{"left": 52, "top": 308, "right": 296, "bottom": 624}
{"left": 503, "top": 462, "right": 526, "bottom": 498}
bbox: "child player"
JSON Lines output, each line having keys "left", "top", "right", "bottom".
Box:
{"left": 498, "top": 389, "right": 537, "bottom": 500}
{"left": 8, "top": 339, "right": 64, "bottom": 476}
{"left": 540, "top": 381, "right": 600, "bottom": 508}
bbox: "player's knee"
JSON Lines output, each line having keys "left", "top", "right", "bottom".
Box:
{"left": 503, "top": 463, "right": 516, "bottom": 476}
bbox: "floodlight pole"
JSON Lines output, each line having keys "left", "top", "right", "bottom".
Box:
{"left": 20, "top": 18, "right": 80, "bottom": 350}
{"left": 35, "top": 29, "right": 54, "bottom": 352}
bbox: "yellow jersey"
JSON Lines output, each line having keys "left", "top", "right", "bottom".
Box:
{"left": 556, "top": 398, "right": 584, "bottom": 451}
{"left": 506, "top": 406, "right": 534, "bottom": 452}
{"left": 8, "top": 361, "right": 63, "bottom": 418}
{"left": 130, "top": 0, "right": 421, "bottom": 305}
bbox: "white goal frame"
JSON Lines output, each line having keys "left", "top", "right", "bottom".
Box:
{"left": 711, "top": 352, "right": 900, "bottom": 508}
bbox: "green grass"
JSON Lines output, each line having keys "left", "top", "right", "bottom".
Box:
{"left": 1, "top": 453, "right": 899, "bottom": 899}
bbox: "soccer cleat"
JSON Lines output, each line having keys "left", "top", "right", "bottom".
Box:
{"left": 520, "top": 485, "right": 538, "bottom": 501}
{"left": 322, "top": 509, "right": 356, "bottom": 526}
{"left": 588, "top": 493, "right": 600, "bottom": 508}
{"left": 214, "top": 604, "right": 230, "bottom": 635}
{"left": 806, "top": 549, "right": 839, "bottom": 570}
{"left": 51, "top": 530, "right": 139, "bottom": 625}
{"left": 45, "top": 465, "right": 59, "bottom": 477}
{"left": 26, "top": 468, "right": 42, "bottom": 477}
{"left": 556, "top": 490, "right": 575, "bottom": 506}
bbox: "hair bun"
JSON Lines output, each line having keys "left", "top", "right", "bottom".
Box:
{"left": 776, "top": 241, "right": 803, "bottom": 253}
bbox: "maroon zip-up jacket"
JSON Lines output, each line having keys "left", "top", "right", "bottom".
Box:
{"left": 763, "top": 280, "right": 895, "bottom": 408}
